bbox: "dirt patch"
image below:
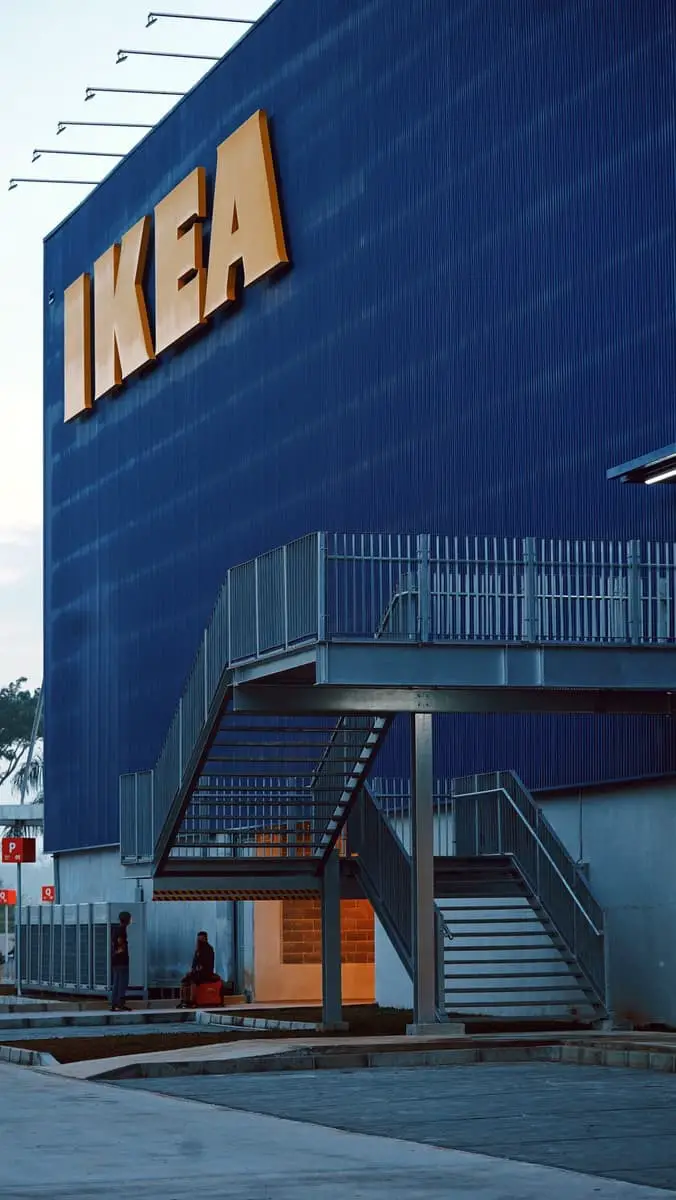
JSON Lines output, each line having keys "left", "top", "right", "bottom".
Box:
{"left": 8, "top": 1029, "right": 287, "bottom": 1065}
{"left": 245, "top": 1004, "right": 598, "bottom": 1037}
{"left": 245, "top": 1005, "right": 412, "bottom": 1036}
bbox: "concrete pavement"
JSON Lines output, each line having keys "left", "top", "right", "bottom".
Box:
{"left": 0, "top": 1061, "right": 674, "bottom": 1200}
{"left": 121, "top": 1060, "right": 676, "bottom": 1192}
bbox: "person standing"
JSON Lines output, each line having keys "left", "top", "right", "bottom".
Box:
{"left": 110, "top": 910, "right": 132, "bottom": 1012}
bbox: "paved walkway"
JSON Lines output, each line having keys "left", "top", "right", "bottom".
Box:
{"left": 121, "top": 1061, "right": 676, "bottom": 1193}
{"left": 0, "top": 1061, "right": 672, "bottom": 1200}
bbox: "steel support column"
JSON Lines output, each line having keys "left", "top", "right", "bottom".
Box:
{"left": 411, "top": 712, "right": 436, "bottom": 1025}
{"left": 321, "top": 850, "right": 342, "bottom": 1028}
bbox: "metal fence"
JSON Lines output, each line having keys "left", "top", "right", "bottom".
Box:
{"left": 19, "top": 902, "right": 146, "bottom": 995}
{"left": 120, "top": 531, "right": 676, "bottom": 866}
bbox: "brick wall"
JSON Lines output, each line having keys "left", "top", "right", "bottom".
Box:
{"left": 340, "top": 899, "right": 375, "bottom": 964}
{"left": 281, "top": 898, "right": 374, "bottom": 965}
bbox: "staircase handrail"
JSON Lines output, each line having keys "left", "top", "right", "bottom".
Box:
{"left": 464, "top": 769, "right": 602, "bottom": 923}
{"left": 437, "top": 911, "right": 455, "bottom": 942}
{"left": 452, "top": 784, "right": 602, "bottom": 935}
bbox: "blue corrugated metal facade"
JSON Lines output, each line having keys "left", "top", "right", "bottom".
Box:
{"left": 44, "top": 0, "right": 676, "bottom": 854}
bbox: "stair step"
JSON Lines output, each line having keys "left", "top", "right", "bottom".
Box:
{"left": 444, "top": 955, "right": 576, "bottom": 964}
{"left": 434, "top": 886, "right": 529, "bottom": 899}
{"left": 443, "top": 999, "right": 594, "bottom": 1009}
{"left": 445, "top": 929, "right": 558, "bottom": 939}
{"left": 435, "top": 868, "right": 521, "bottom": 879}
{"left": 443, "top": 970, "right": 582, "bottom": 981}
{"left": 436, "top": 916, "right": 546, "bottom": 926}
{"left": 444, "top": 982, "right": 585, "bottom": 994}
{"left": 445, "top": 941, "right": 564, "bottom": 953}
{"left": 435, "top": 904, "right": 536, "bottom": 912}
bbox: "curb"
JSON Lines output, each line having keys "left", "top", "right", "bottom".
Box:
{"left": 0, "top": 1010, "right": 196, "bottom": 1032}
{"left": 195, "top": 1011, "right": 319, "bottom": 1033}
{"left": 554, "top": 1043, "right": 676, "bottom": 1073}
{"left": 96, "top": 1039, "right": 676, "bottom": 1083}
{"left": 0, "top": 1044, "right": 58, "bottom": 1068}
{"left": 0, "top": 1010, "right": 320, "bottom": 1035}
{"left": 97, "top": 1043, "right": 556, "bottom": 1081}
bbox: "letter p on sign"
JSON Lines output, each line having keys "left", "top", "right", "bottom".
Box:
{"left": 2, "top": 838, "right": 36, "bottom": 863}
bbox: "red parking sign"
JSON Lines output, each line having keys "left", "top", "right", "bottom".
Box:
{"left": 1, "top": 838, "right": 36, "bottom": 864}
{"left": 0, "top": 890, "right": 17, "bottom": 905}
{"left": 41, "top": 886, "right": 55, "bottom": 903}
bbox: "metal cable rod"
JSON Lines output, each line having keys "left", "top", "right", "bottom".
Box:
{"left": 117, "top": 47, "right": 219, "bottom": 63}
{"left": 32, "top": 148, "right": 125, "bottom": 162}
{"left": 9, "top": 177, "right": 99, "bottom": 190}
{"left": 85, "top": 86, "right": 185, "bottom": 100}
{"left": 147, "top": 10, "right": 255, "bottom": 26}
{"left": 57, "top": 120, "right": 154, "bottom": 134}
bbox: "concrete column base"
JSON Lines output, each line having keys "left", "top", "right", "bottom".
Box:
{"left": 597, "top": 1016, "right": 633, "bottom": 1032}
{"left": 406, "top": 1022, "right": 465, "bottom": 1037}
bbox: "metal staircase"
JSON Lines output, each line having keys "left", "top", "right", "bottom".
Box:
{"left": 349, "top": 774, "right": 607, "bottom": 1022}
{"left": 121, "top": 529, "right": 676, "bottom": 877}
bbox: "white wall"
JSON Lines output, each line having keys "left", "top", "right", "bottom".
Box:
{"left": 375, "top": 916, "right": 412, "bottom": 1009}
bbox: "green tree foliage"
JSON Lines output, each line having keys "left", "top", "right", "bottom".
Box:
{"left": 0, "top": 679, "right": 40, "bottom": 788}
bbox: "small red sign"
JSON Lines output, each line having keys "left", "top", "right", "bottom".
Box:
{"left": 0, "top": 889, "right": 17, "bottom": 905}
{"left": 41, "top": 886, "right": 55, "bottom": 903}
{"left": 1, "top": 838, "right": 36, "bottom": 864}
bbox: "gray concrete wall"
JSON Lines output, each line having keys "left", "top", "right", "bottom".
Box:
{"left": 538, "top": 778, "right": 676, "bottom": 1026}
{"left": 54, "top": 848, "right": 234, "bottom": 989}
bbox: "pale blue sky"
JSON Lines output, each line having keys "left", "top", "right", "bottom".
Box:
{"left": 0, "top": 2, "right": 274, "bottom": 883}
{"left": 0, "top": 0, "right": 274, "bottom": 694}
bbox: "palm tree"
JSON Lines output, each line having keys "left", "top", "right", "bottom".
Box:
{"left": 11, "top": 752, "right": 43, "bottom": 804}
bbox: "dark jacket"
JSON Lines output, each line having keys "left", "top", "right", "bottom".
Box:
{"left": 111, "top": 923, "right": 129, "bottom": 968}
{"left": 191, "top": 941, "right": 215, "bottom": 979}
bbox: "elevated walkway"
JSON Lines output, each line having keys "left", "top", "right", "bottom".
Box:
{"left": 119, "top": 531, "right": 676, "bottom": 1026}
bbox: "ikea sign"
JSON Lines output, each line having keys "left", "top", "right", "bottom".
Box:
{"left": 63, "top": 110, "right": 288, "bottom": 422}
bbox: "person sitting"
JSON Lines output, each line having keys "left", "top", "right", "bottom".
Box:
{"left": 179, "top": 930, "right": 218, "bottom": 1008}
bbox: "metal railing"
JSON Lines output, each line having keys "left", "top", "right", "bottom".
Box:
{"left": 328, "top": 533, "right": 676, "bottom": 644}
{"left": 120, "top": 534, "right": 321, "bottom": 863}
{"left": 348, "top": 785, "right": 413, "bottom": 968}
{"left": 370, "top": 771, "right": 606, "bottom": 1008}
{"left": 120, "top": 530, "right": 676, "bottom": 866}
{"left": 347, "top": 788, "right": 454, "bottom": 1017}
